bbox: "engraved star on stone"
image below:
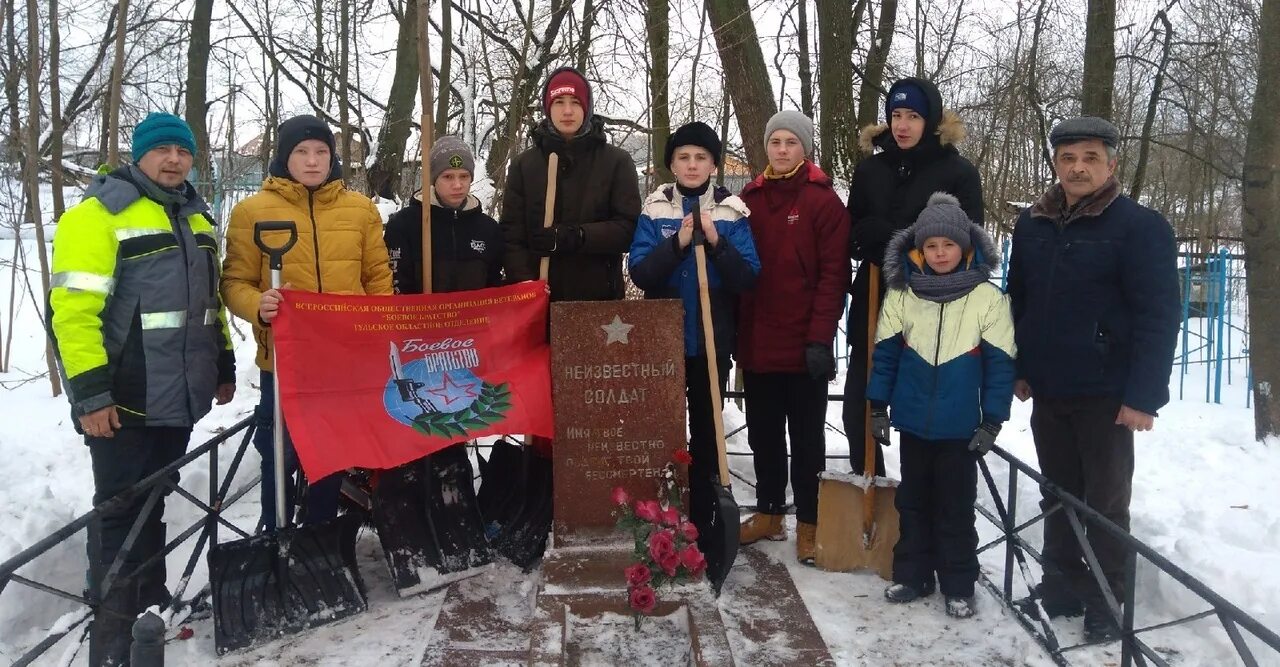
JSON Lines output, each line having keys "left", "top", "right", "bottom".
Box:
{"left": 600, "top": 315, "right": 634, "bottom": 345}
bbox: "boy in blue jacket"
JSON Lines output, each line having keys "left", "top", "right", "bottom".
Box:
{"left": 867, "top": 192, "right": 1016, "bottom": 619}
{"left": 628, "top": 121, "right": 760, "bottom": 535}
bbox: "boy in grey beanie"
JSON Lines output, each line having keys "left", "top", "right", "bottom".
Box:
{"left": 763, "top": 110, "right": 814, "bottom": 157}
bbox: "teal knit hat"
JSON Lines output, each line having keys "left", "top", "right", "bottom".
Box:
{"left": 131, "top": 112, "right": 197, "bottom": 160}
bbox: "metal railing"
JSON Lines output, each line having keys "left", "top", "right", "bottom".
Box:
{"left": 720, "top": 389, "right": 1279, "bottom": 666}
{"left": 5, "top": 399, "right": 1280, "bottom": 666}
{"left": 975, "top": 445, "right": 1280, "bottom": 667}
{"left": 0, "top": 417, "right": 259, "bottom": 666}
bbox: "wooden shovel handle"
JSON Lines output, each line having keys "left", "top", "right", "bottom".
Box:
{"left": 863, "top": 264, "right": 882, "bottom": 527}
{"left": 538, "top": 153, "right": 560, "bottom": 282}
{"left": 418, "top": 0, "right": 434, "bottom": 294}
{"left": 693, "top": 224, "right": 730, "bottom": 484}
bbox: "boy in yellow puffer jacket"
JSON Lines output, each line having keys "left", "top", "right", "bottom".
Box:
{"left": 221, "top": 114, "right": 393, "bottom": 531}
{"left": 866, "top": 192, "right": 1015, "bottom": 619}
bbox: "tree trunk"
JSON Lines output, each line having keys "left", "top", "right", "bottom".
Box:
{"left": 648, "top": 0, "right": 671, "bottom": 185}
{"left": 706, "top": 0, "right": 777, "bottom": 172}
{"left": 368, "top": 0, "right": 419, "bottom": 199}
{"left": 1243, "top": 0, "right": 1280, "bottom": 439}
{"left": 576, "top": 0, "right": 595, "bottom": 72}
{"left": 1081, "top": 0, "right": 1116, "bottom": 119}
{"left": 417, "top": 0, "right": 433, "bottom": 185}
{"left": 1129, "top": 10, "right": 1171, "bottom": 202}
{"left": 185, "top": 0, "right": 213, "bottom": 193}
{"left": 106, "top": 0, "right": 129, "bottom": 166}
{"left": 854, "top": 0, "right": 898, "bottom": 163}
{"left": 26, "top": 0, "right": 61, "bottom": 395}
{"left": 816, "top": 0, "right": 857, "bottom": 181}
{"left": 435, "top": 0, "right": 453, "bottom": 134}
{"left": 796, "top": 0, "right": 813, "bottom": 118}
{"left": 339, "top": 0, "right": 351, "bottom": 180}
{"left": 48, "top": 0, "right": 64, "bottom": 220}
{"left": 314, "top": 0, "right": 325, "bottom": 111}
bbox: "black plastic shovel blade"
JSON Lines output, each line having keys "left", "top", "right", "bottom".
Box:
{"left": 693, "top": 476, "right": 740, "bottom": 595}
{"left": 208, "top": 513, "right": 367, "bottom": 655}
{"left": 371, "top": 450, "right": 492, "bottom": 596}
{"left": 490, "top": 452, "right": 553, "bottom": 570}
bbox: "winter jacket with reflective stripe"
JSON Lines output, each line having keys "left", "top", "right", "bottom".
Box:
{"left": 48, "top": 167, "right": 235, "bottom": 428}
{"left": 628, "top": 184, "right": 761, "bottom": 357}
{"left": 220, "top": 176, "right": 393, "bottom": 371}
{"left": 867, "top": 228, "right": 1016, "bottom": 441}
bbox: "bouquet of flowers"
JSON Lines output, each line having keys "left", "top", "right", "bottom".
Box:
{"left": 611, "top": 450, "right": 707, "bottom": 628}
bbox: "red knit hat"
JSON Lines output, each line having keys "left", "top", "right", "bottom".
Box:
{"left": 543, "top": 68, "right": 591, "bottom": 119}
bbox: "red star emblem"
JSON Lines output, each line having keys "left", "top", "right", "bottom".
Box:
{"left": 426, "top": 372, "right": 480, "bottom": 407}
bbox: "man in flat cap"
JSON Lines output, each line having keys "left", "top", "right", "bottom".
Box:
{"left": 1005, "top": 116, "right": 1179, "bottom": 642}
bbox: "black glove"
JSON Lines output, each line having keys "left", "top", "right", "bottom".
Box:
{"left": 805, "top": 343, "right": 836, "bottom": 381}
{"left": 870, "top": 408, "right": 892, "bottom": 447}
{"left": 968, "top": 422, "right": 1001, "bottom": 455}
{"left": 529, "top": 225, "right": 584, "bottom": 256}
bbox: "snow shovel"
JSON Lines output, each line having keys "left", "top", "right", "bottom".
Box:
{"left": 478, "top": 153, "right": 560, "bottom": 570}
{"left": 689, "top": 218, "right": 739, "bottom": 594}
{"left": 814, "top": 264, "right": 900, "bottom": 580}
{"left": 368, "top": 115, "right": 494, "bottom": 594}
{"left": 371, "top": 446, "right": 492, "bottom": 595}
{"left": 208, "top": 220, "right": 368, "bottom": 654}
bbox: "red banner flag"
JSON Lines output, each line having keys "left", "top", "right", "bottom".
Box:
{"left": 272, "top": 282, "right": 553, "bottom": 481}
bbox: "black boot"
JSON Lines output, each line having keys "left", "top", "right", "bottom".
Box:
{"left": 884, "top": 580, "right": 936, "bottom": 603}
{"left": 1014, "top": 583, "right": 1084, "bottom": 620}
{"left": 1084, "top": 604, "right": 1122, "bottom": 643}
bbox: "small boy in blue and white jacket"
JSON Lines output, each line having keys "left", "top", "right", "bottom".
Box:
{"left": 867, "top": 192, "right": 1016, "bottom": 619}
{"left": 628, "top": 121, "right": 760, "bottom": 533}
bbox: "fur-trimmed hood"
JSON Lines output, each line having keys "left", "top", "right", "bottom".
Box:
{"left": 858, "top": 110, "right": 968, "bottom": 154}
{"left": 882, "top": 215, "right": 999, "bottom": 289}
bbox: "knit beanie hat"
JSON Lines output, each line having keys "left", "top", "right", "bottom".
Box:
{"left": 543, "top": 68, "right": 592, "bottom": 119}
{"left": 665, "top": 122, "right": 722, "bottom": 168}
{"left": 268, "top": 115, "right": 338, "bottom": 179}
{"left": 131, "top": 112, "right": 197, "bottom": 160}
{"left": 911, "top": 192, "right": 973, "bottom": 251}
{"left": 887, "top": 81, "right": 930, "bottom": 119}
{"left": 428, "top": 135, "right": 475, "bottom": 179}
{"left": 763, "top": 110, "right": 814, "bottom": 156}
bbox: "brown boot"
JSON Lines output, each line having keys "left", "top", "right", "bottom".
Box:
{"left": 739, "top": 513, "right": 785, "bottom": 545}
{"left": 796, "top": 521, "right": 817, "bottom": 565}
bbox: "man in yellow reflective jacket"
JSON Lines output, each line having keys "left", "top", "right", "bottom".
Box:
{"left": 48, "top": 112, "right": 236, "bottom": 666}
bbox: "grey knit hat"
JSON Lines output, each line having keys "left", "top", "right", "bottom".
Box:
{"left": 911, "top": 192, "right": 973, "bottom": 251}
{"left": 763, "top": 110, "right": 814, "bottom": 156}
{"left": 428, "top": 135, "right": 475, "bottom": 179}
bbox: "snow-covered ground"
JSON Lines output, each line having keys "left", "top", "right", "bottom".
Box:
{"left": 1, "top": 235, "right": 1278, "bottom": 665}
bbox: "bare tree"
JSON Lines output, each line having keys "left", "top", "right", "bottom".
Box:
{"left": 48, "top": 0, "right": 65, "bottom": 219}
{"left": 855, "top": 0, "right": 899, "bottom": 162}
{"left": 368, "top": 0, "right": 420, "bottom": 199}
{"left": 185, "top": 0, "right": 213, "bottom": 190}
{"left": 648, "top": 0, "right": 672, "bottom": 184}
{"left": 1243, "top": 0, "right": 1280, "bottom": 439}
{"left": 817, "top": 0, "right": 861, "bottom": 180}
{"left": 1082, "top": 0, "right": 1117, "bottom": 118}
{"left": 105, "top": 0, "right": 129, "bottom": 166}
{"left": 706, "top": 0, "right": 777, "bottom": 171}
{"left": 26, "top": 0, "right": 61, "bottom": 394}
